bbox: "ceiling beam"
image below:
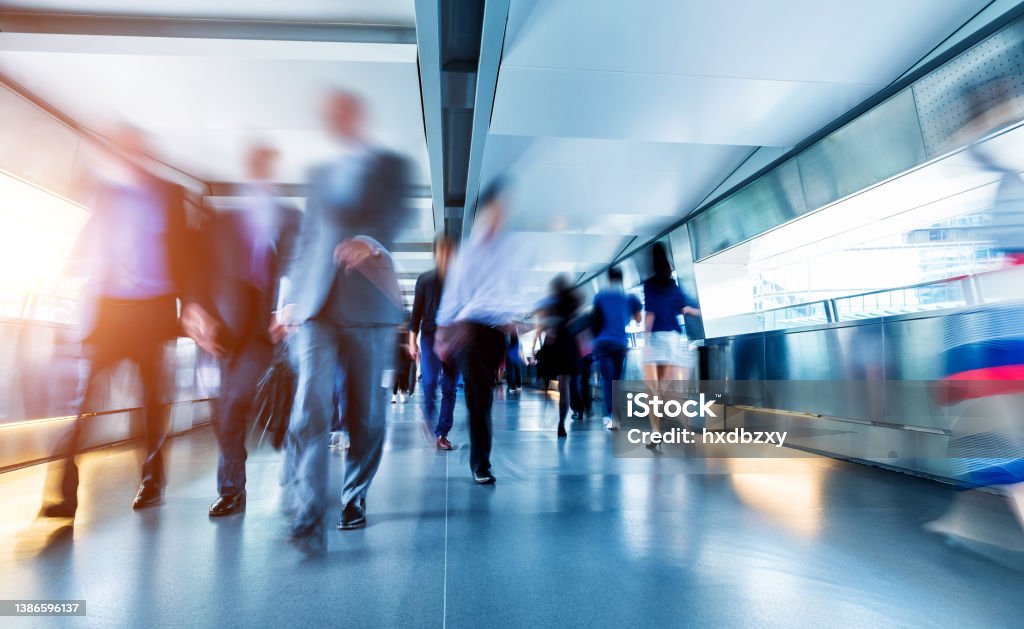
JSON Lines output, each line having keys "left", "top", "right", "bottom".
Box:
{"left": 206, "top": 182, "right": 431, "bottom": 198}
{"left": 413, "top": 0, "right": 447, "bottom": 236}
{"left": 459, "top": 0, "right": 510, "bottom": 240}
{"left": 0, "top": 11, "right": 417, "bottom": 44}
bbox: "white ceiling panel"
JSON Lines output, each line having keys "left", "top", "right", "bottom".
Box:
{"left": 490, "top": 66, "right": 886, "bottom": 147}
{"left": 0, "top": 48, "right": 429, "bottom": 184}
{"left": 485, "top": 136, "right": 750, "bottom": 205}
{"left": 504, "top": 0, "right": 987, "bottom": 86}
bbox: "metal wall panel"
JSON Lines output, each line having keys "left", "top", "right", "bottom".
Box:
{"left": 881, "top": 316, "right": 950, "bottom": 430}
{"left": 689, "top": 159, "right": 806, "bottom": 261}
{"left": 914, "top": 19, "right": 1024, "bottom": 157}
{"left": 763, "top": 324, "right": 884, "bottom": 422}
{"left": 797, "top": 88, "right": 927, "bottom": 209}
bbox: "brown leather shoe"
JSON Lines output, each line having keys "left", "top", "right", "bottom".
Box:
{"left": 436, "top": 435, "right": 454, "bottom": 450}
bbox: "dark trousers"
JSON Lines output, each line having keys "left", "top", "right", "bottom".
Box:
{"left": 392, "top": 358, "right": 416, "bottom": 395}
{"left": 420, "top": 333, "right": 457, "bottom": 437}
{"left": 571, "top": 355, "right": 593, "bottom": 415}
{"left": 456, "top": 324, "right": 506, "bottom": 476}
{"left": 506, "top": 357, "right": 522, "bottom": 390}
{"left": 53, "top": 297, "right": 175, "bottom": 507}
{"left": 214, "top": 333, "right": 272, "bottom": 497}
{"left": 595, "top": 341, "right": 627, "bottom": 417}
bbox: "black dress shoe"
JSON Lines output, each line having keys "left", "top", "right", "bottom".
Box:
{"left": 337, "top": 499, "right": 366, "bottom": 530}
{"left": 473, "top": 472, "right": 496, "bottom": 485}
{"left": 557, "top": 424, "right": 567, "bottom": 438}
{"left": 132, "top": 482, "right": 163, "bottom": 510}
{"left": 209, "top": 493, "right": 246, "bottom": 517}
{"left": 40, "top": 501, "right": 77, "bottom": 518}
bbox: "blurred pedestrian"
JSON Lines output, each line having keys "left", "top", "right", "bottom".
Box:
{"left": 640, "top": 242, "right": 699, "bottom": 450}
{"left": 591, "top": 266, "right": 642, "bottom": 430}
{"left": 436, "top": 180, "right": 531, "bottom": 484}
{"left": 182, "top": 144, "right": 300, "bottom": 517}
{"left": 274, "top": 91, "right": 410, "bottom": 541}
{"left": 42, "top": 125, "right": 197, "bottom": 517}
{"left": 536, "top": 275, "right": 581, "bottom": 437}
{"left": 409, "top": 233, "right": 458, "bottom": 449}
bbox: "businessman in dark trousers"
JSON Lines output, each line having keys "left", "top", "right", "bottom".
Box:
{"left": 184, "top": 144, "right": 300, "bottom": 517}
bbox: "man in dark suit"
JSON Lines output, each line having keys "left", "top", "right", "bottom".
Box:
{"left": 183, "top": 145, "right": 300, "bottom": 517}
{"left": 274, "top": 91, "right": 410, "bottom": 541}
{"left": 42, "top": 125, "right": 197, "bottom": 517}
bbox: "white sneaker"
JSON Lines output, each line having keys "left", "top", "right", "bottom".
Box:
{"left": 391, "top": 394, "right": 397, "bottom": 404}
{"left": 606, "top": 417, "right": 620, "bottom": 431}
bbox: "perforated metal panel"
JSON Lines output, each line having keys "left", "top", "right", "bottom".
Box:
{"left": 914, "top": 20, "right": 1024, "bottom": 156}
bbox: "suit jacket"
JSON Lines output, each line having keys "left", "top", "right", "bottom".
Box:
{"left": 196, "top": 203, "right": 301, "bottom": 351}
{"left": 282, "top": 149, "right": 410, "bottom": 326}
{"left": 74, "top": 172, "right": 194, "bottom": 341}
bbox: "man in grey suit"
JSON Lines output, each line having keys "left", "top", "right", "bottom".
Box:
{"left": 274, "top": 91, "right": 410, "bottom": 542}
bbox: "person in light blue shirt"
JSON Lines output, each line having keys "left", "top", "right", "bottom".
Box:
{"left": 591, "top": 266, "right": 642, "bottom": 429}
{"left": 436, "top": 179, "right": 533, "bottom": 484}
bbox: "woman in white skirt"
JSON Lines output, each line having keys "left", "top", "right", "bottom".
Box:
{"left": 641, "top": 243, "right": 699, "bottom": 449}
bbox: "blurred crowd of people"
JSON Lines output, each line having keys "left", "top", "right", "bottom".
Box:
{"left": 29, "top": 75, "right": 1024, "bottom": 564}
{"left": 38, "top": 88, "right": 709, "bottom": 553}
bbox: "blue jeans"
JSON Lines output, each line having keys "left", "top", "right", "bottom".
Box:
{"left": 595, "top": 341, "right": 627, "bottom": 417}
{"left": 420, "top": 333, "right": 457, "bottom": 437}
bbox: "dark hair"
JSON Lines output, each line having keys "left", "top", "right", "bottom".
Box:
{"left": 550, "top": 273, "right": 572, "bottom": 294}
{"left": 607, "top": 266, "right": 623, "bottom": 283}
{"left": 479, "top": 178, "right": 506, "bottom": 209}
{"left": 652, "top": 242, "right": 672, "bottom": 278}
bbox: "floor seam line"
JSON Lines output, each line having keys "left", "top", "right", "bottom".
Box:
{"left": 442, "top": 451, "right": 449, "bottom": 629}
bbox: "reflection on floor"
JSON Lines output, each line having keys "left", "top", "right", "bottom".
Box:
{"left": 2, "top": 390, "right": 1024, "bottom": 627}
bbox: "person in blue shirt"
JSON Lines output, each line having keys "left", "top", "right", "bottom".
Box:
{"left": 641, "top": 243, "right": 700, "bottom": 448}
{"left": 591, "top": 266, "right": 642, "bottom": 430}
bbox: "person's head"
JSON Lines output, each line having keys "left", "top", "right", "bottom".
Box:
{"left": 550, "top": 273, "right": 572, "bottom": 295}
{"left": 434, "top": 232, "right": 456, "bottom": 275}
{"left": 246, "top": 144, "right": 279, "bottom": 182}
{"left": 474, "top": 178, "right": 507, "bottom": 238}
{"left": 109, "top": 123, "right": 146, "bottom": 155}
{"left": 325, "top": 90, "right": 366, "bottom": 142}
{"left": 652, "top": 242, "right": 672, "bottom": 278}
{"left": 607, "top": 266, "right": 623, "bottom": 287}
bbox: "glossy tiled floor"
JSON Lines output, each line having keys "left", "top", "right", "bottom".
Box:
{"left": 2, "top": 390, "right": 1024, "bottom": 628}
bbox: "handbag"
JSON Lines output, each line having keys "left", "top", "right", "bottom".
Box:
{"left": 251, "top": 344, "right": 296, "bottom": 450}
